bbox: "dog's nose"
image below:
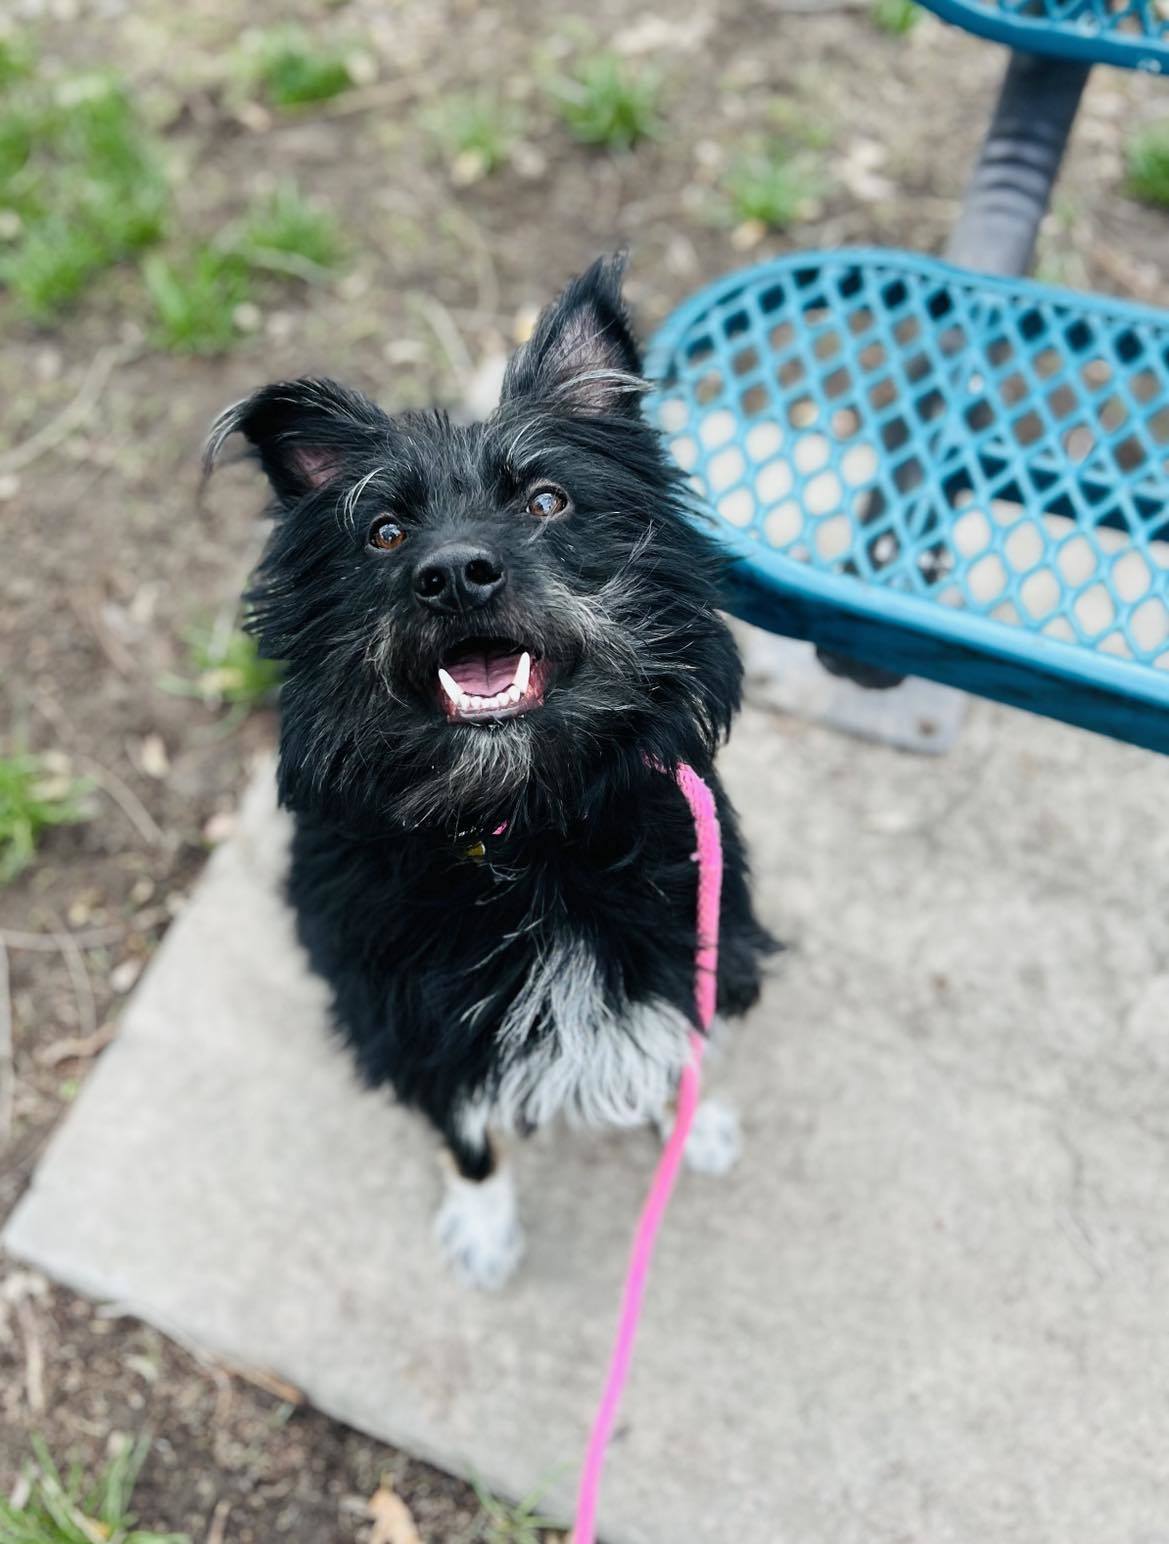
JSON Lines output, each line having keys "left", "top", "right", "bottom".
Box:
{"left": 412, "top": 542, "right": 507, "bottom": 614}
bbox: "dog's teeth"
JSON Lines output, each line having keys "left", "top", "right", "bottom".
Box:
{"left": 442, "top": 663, "right": 531, "bottom": 716}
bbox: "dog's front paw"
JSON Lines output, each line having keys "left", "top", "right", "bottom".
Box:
{"left": 683, "top": 1096, "right": 742, "bottom": 1176}
{"left": 435, "top": 1166, "right": 525, "bottom": 1291}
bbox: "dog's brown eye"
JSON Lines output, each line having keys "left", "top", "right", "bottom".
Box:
{"left": 527, "top": 485, "right": 569, "bottom": 519}
{"left": 368, "top": 517, "right": 407, "bottom": 551}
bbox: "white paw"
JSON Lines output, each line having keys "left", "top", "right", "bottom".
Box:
{"left": 683, "top": 1096, "right": 742, "bottom": 1176}
{"left": 434, "top": 1166, "right": 525, "bottom": 1291}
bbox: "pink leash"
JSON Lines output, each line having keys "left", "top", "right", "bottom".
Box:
{"left": 570, "top": 762, "right": 723, "bottom": 1544}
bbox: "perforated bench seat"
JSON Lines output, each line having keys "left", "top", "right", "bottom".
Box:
{"left": 646, "top": 250, "right": 1169, "bottom": 752}
{"left": 919, "top": 0, "right": 1169, "bottom": 72}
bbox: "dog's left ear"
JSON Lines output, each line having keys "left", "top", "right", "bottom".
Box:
{"left": 204, "top": 377, "right": 389, "bottom": 506}
{"left": 500, "top": 254, "right": 645, "bottom": 419}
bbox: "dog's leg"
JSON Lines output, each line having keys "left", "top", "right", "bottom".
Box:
{"left": 654, "top": 1026, "right": 742, "bottom": 1176}
{"left": 676, "top": 1094, "right": 742, "bottom": 1175}
{"left": 432, "top": 1096, "right": 525, "bottom": 1291}
{"left": 654, "top": 1095, "right": 742, "bottom": 1175}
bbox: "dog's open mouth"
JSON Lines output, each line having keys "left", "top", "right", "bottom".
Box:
{"left": 437, "top": 637, "right": 550, "bottom": 722}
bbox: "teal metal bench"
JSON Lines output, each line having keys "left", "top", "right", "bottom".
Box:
{"left": 923, "top": 0, "right": 1168, "bottom": 73}
{"left": 647, "top": 3, "right": 1169, "bottom": 751}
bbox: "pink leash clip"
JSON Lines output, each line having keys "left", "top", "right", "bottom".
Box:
{"left": 571, "top": 762, "right": 723, "bottom": 1544}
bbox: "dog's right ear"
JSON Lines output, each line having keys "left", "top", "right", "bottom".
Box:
{"left": 204, "top": 378, "right": 388, "bottom": 506}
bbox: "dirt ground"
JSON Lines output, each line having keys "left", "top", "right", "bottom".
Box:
{"left": 2, "top": 1, "right": 1168, "bottom": 1538}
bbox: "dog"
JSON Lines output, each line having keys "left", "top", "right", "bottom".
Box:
{"left": 207, "top": 256, "right": 773, "bottom": 1288}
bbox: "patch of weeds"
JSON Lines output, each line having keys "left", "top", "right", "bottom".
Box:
{"left": 0, "top": 1434, "right": 188, "bottom": 1543}
{"left": 0, "top": 29, "right": 34, "bottom": 90}
{"left": 160, "top": 619, "right": 282, "bottom": 712}
{"left": 237, "top": 180, "right": 343, "bottom": 277}
{"left": 425, "top": 89, "right": 524, "bottom": 181}
{"left": 871, "top": 0, "right": 922, "bottom": 33}
{"left": 0, "top": 101, "right": 35, "bottom": 184}
{"left": 244, "top": 26, "right": 354, "bottom": 109}
{"left": 767, "top": 97, "right": 833, "bottom": 152}
{"left": 142, "top": 247, "right": 251, "bottom": 354}
{"left": 143, "top": 182, "right": 341, "bottom": 351}
{"left": 0, "top": 75, "right": 169, "bottom": 319}
{"left": 724, "top": 141, "right": 825, "bottom": 230}
{"left": 1125, "top": 122, "right": 1169, "bottom": 208}
{"left": 0, "top": 750, "right": 92, "bottom": 887}
{"left": 470, "top": 1475, "right": 564, "bottom": 1544}
{"left": 551, "top": 51, "right": 661, "bottom": 151}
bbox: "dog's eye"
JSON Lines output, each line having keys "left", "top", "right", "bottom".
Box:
{"left": 368, "top": 517, "right": 407, "bottom": 552}
{"left": 526, "top": 484, "right": 569, "bottom": 519}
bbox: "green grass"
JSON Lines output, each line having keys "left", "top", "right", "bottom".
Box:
{"left": 160, "top": 621, "right": 282, "bottom": 710}
{"left": 470, "top": 1475, "right": 563, "bottom": 1544}
{"left": 871, "top": 0, "right": 923, "bottom": 32}
{"left": 238, "top": 180, "right": 343, "bottom": 275}
{"left": 0, "top": 30, "right": 34, "bottom": 90}
{"left": 0, "top": 1435, "right": 188, "bottom": 1544}
{"left": 766, "top": 97, "right": 833, "bottom": 152}
{"left": 0, "top": 37, "right": 341, "bottom": 339}
{"left": 551, "top": 51, "right": 661, "bottom": 151}
{"left": 0, "top": 751, "right": 92, "bottom": 886}
{"left": 245, "top": 27, "right": 354, "bottom": 108}
{"left": 0, "top": 74, "right": 168, "bottom": 319}
{"left": 0, "top": 101, "right": 34, "bottom": 184}
{"left": 426, "top": 90, "right": 524, "bottom": 179}
{"left": 1126, "top": 122, "right": 1169, "bottom": 208}
{"left": 142, "top": 246, "right": 251, "bottom": 354}
{"left": 143, "top": 183, "right": 341, "bottom": 351}
{"left": 724, "top": 142, "right": 824, "bottom": 229}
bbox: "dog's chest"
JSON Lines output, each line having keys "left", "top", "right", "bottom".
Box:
{"left": 487, "top": 938, "right": 691, "bottom": 1132}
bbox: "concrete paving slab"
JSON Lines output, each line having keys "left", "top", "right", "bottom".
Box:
{"left": 7, "top": 700, "right": 1169, "bottom": 1544}
{"left": 735, "top": 624, "right": 967, "bottom": 754}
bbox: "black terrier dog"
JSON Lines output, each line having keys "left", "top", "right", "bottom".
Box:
{"left": 208, "top": 257, "right": 772, "bottom": 1288}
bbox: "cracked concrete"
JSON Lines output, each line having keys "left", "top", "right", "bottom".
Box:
{"left": 7, "top": 691, "right": 1169, "bottom": 1543}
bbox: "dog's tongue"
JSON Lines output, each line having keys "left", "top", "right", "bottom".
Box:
{"left": 444, "top": 647, "right": 522, "bottom": 697}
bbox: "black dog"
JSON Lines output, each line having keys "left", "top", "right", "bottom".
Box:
{"left": 208, "top": 257, "right": 772, "bottom": 1287}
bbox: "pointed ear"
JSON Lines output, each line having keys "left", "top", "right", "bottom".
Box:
{"left": 500, "top": 255, "right": 646, "bottom": 419}
{"left": 204, "top": 378, "right": 389, "bottom": 505}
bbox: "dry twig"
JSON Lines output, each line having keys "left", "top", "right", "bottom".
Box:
{"left": 0, "top": 340, "right": 143, "bottom": 476}
{"left": 76, "top": 757, "right": 169, "bottom": 850}
{"left": 32, "top": 690, "right": 168, "bottom": 848}
{"left": 50, "top": 921, "right": 98, "bottom": 1043}
{"left": 15, "top": 1295, "right": 45, "bottom": 1415}
{"left": 37, "top": 1022, "right": 116, "bottom": 1067}
{"left": 408, "top": 291, "right": 474, "bottom": 387}
{"left": 205, "top": 1498, "right": 232, "bottom": 1544}
{"left": 0, "top": 925, "right": 127, "bottom": 952}
{"left": 67, "top": 590, "right": 141, "bottom": 679}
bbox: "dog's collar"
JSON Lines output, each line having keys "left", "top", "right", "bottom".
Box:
{"left": 452, "top": 820, "right": 508, "bottom": 863}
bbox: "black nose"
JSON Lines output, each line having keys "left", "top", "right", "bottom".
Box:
{"left": 412, "top": 542, "right": 507, "bottom": 614}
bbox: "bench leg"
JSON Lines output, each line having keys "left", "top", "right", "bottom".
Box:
{"left": 946, "top": 51, "right": 1091, "bottom": 277}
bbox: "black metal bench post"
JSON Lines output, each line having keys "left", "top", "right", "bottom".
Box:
{"left": 946, "top": 51, "right": 1091, "bottom": 276}
{"left": 819, "top": 46, "right": 1093, "bottom": 693}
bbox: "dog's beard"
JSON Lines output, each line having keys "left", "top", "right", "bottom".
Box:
{"left": 274, "top": 544, "right": 737, "bottom": 835}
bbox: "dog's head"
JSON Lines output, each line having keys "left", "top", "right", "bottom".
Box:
{"left": 208, "top": 257, "right": 740, "bottom": 831}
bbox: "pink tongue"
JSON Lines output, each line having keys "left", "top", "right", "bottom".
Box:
{"left": 446, "top": 649, "right": 521, "bottom": 696}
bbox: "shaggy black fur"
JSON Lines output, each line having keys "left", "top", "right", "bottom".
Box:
{"left": 208, "top": 256, "right": 773, "bottom": 1182}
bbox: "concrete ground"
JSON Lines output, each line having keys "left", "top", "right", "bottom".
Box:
{"left": 7, "top": 685, "right": 1169, "bottom": 1544}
